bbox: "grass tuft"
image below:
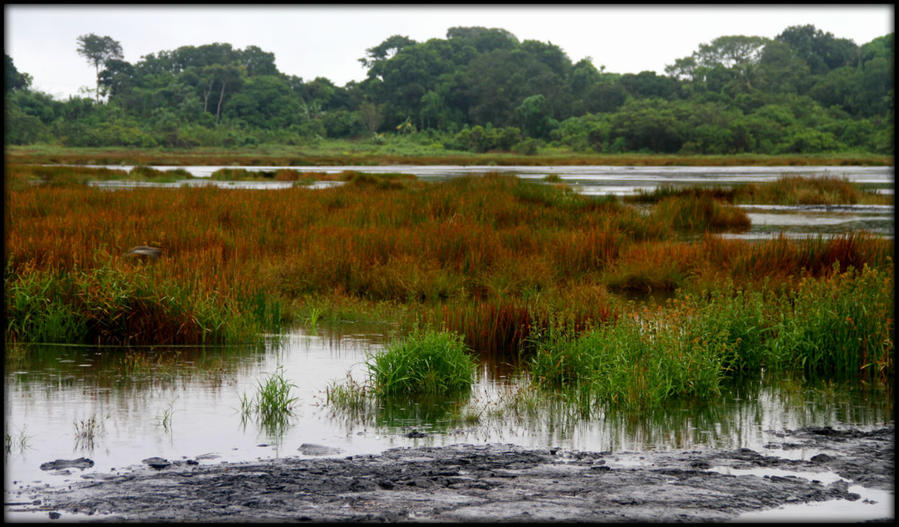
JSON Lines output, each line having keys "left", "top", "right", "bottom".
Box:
{"left": 367, "top": 329, "right": 477, "bottom": 397}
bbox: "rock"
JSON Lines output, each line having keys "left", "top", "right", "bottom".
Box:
{"left": 125, "top": 246, "right": 162, "bottom": 261}
{"left": 142, "top": 457, "right": 171, "bottom": 469}
{"left": 40, "top": 458, "right": 94, "bottom": 471}
{"left": 298, "top": 443, "right": 342, "bottom": 456}
{"left": 49, "top": 511, "right": 61, "bottom": 520}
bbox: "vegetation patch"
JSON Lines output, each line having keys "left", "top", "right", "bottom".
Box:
{"left": 240, "top": 366, "right": 298, "bottom": 438}
{"left": 367, "top": 329, "right": 477, "bottom": 397}
{"left": 5, "top": 264, "right": 278, "bottom": 345}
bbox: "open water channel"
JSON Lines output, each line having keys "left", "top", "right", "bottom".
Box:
{"left": 6, "top": 165, "right": 895, "bottom": 521}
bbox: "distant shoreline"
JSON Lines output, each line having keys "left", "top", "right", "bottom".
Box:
{"left": 6, "top": 145, "right": 893, "bottom": 168}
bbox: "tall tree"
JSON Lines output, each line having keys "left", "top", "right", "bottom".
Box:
{"left": 76, "top": 33, "right": 123, "bottom": 103}
{"left": 5, "top": 54, "right": 31, "bottom": 92}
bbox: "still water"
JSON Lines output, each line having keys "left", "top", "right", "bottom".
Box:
{"left": 5, "top": 330, "right": 892, "bottom": 489}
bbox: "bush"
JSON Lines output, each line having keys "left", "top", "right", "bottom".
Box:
{"left": 512, "top": 138, "right": 540, "bottom": 155}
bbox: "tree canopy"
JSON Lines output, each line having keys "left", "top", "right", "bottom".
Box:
{"left": 5, "top": 25, "right": 893, "bottom": 154}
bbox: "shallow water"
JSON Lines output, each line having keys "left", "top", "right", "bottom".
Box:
{"left": 4, "top": 329, "right": 892, "bottom": 494}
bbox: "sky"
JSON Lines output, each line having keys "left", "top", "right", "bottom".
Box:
{"left": 4, "top": 4, "right": 894, "bottom": 101}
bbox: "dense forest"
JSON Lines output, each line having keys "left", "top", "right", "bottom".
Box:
{"left": 4, "top": 25, "right": 894, "bottom": 154}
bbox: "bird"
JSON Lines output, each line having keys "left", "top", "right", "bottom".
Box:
{"left": 125, "top": 245, "right": 162, "bottom": 261}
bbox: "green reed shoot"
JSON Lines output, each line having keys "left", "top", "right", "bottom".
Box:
{"left": 157, "top": 399, "right": 177, "bottom": 432}
{"left": 240, "top": 366, "right": 298, "bottom": 437}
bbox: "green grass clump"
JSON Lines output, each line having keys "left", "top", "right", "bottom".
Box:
{"left": 240, "top": 366, "right": 298, "bottom": 437}
{"left": 367, "top": 329, "right": 477, "bottom": 397}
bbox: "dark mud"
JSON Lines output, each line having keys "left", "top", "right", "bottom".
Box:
{"left": 5, "top": 426, "right": 893, "bottom": 522}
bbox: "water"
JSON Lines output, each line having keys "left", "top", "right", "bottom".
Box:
{"left": 5, "top": 331, "right": 892, "bottom": 490}
{"left": 80, "top": 164, "right": 895, "bottom": 239}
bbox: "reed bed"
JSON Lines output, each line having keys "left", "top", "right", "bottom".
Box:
{"left": 734, "top": 175, "right": 889, "bottom": 205}
{"left": 528, "top": 262, "right": 893, "bottom": 408}
{"left": 628, "top": 176, "right": 892, "bottom": 206}
{"left": 5, "top": 163, "right": 894, "bottom": 385}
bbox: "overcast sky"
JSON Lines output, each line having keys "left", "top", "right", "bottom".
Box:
{"left": 4, "top": 4, "right": 894, "bottom": 100}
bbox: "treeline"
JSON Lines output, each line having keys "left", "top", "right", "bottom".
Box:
{"left": 4, "top": 25, "right": 894, "bottom": 154}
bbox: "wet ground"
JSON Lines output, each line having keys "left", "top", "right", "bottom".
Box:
{"left": 4, "top": 425, "right": 892, "bottom": 522}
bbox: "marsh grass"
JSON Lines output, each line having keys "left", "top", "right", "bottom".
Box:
{"left": 4, "top": 264, "right": 274, "bottom": 345}
{"left": 326, "top": 329, "right": 478, "bottom": 428}
{"left": 240, "top": 366, "right": 298, "bottom": 437}
{"left": 770, "top": 263, "right": 893, "bottom": 381}
{"left": 129, "top": 165, "right": 193, "bottom": 182}
{"left": 651, "top": 194, "right": 751, "bottom": 233}
{"left": 5, "top": 428, "right": 31, "bottom": 454}
{"left": 6, "top": 144, "right": 892, "bottom": 167}
{"left": 527, "top": 315, "right": 726, "bottom": 410}
{"left": 73, "top": 415, "right": 106, "bottom": 450}
{"left": 367, "top": 329, "right": 477, "bottom": 397}
{"left": 734, "top": 175, "right": 891, "bottom": 205}
{"left": 5, "top": 161, "right": 893, "bottom": 394}
{"left": 630, "top": 176, "right": 892, "bottom": 207}
{"left": 157, "top": 399, "right": 177, "bottom": 432}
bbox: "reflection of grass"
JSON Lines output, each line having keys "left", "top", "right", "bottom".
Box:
{"left": 5, "top": 427, "right": 31, "bottom": 454}
{"left": 73, "top": 415, "right": 106, "bottom": 450}
{"left": 240, "top": 366, "right": 298, "bottom": 438}
{"left": 157, "top": 399, "right": 176, "bottom": 432}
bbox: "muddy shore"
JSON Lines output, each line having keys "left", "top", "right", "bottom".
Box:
{"left": 5, "top": 425, "right": 893, "bottom": 522}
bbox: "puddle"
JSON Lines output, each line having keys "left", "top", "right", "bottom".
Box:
{"left": 731, "top": 484, "right": 893, "bottom": 523}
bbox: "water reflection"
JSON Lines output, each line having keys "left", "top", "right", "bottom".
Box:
{"left": 6, "top": 330, "right": 892, "bottom": 492}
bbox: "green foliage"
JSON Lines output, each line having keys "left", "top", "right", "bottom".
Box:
{"left": 2, "top": 26, "right": 893, "bottom": 154}
{"left": 528, "top": 263, "right": 894, "bottom": 408}
{"left": 445, "top": 125, "right": 523, "bottom": 153}
{"left": 366, "top": 329, "right": 477, "bottom": 397}
{"left": 528, "top": 314, "right": 726, "bottom": 410}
